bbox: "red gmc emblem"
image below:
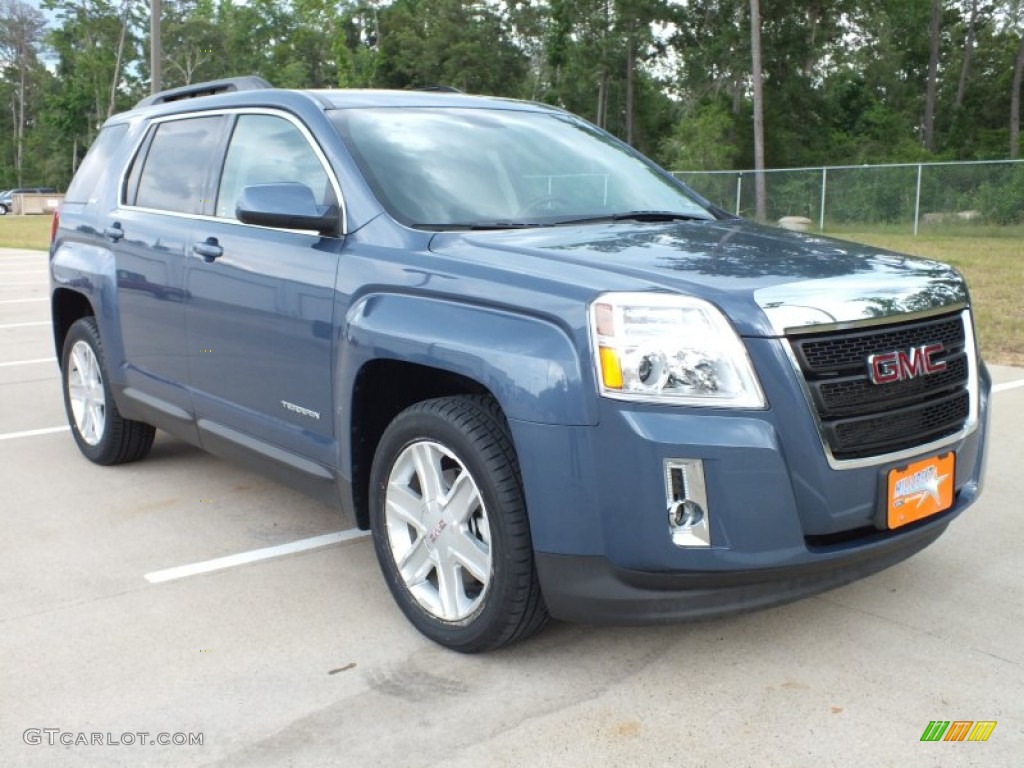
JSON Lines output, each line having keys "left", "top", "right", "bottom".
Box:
{"left": 867, "top": 343, "right": 947, "bottom": 384}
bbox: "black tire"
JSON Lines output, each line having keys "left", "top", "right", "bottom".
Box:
{"left": 369, "top": 395, "right": 549, "bottom": 653}
{"left": 61, "top": 317, "right": 155, "bottom": 465}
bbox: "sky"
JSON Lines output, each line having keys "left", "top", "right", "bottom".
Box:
{"left": 21, "top": 0, "right": 56, "bottom": 26}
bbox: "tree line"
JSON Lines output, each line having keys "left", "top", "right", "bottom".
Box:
{"left": 2, "top": 0, "right": 1023, "bottom": 192}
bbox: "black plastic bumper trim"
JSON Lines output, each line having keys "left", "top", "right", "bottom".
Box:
{"left": 535, "top": 521, "right": 947, "bottom": 625}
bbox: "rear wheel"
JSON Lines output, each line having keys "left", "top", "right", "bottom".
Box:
{"left": 369, "top": 395, "right": 548, "bottom": 652}
{"left": 62, "top": 317, "right": 155, "bottom": 465}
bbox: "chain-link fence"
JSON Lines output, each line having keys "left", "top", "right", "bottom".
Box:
{"left": 673, "top": 160, "right": 1024, "bottom": 233}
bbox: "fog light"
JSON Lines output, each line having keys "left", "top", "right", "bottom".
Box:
{"left": 669, "top": 499, "right": 704, "bottom": 528}
{"left": 664, "top": 459, "right": 711, "bottom": 547}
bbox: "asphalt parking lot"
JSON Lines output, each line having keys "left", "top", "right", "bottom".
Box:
{"left": 2, "top": 244, "right": 1022, "bottom": 767}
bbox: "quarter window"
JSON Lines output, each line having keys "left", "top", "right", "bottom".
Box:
{"left": 133, "top": 116, "right": 225, "bottom": 214}
{"left": 65, "top": 124, "right": 129, "bottom": 204}
{"left": 216, "top": 114, "right": 332, "bottom": 220}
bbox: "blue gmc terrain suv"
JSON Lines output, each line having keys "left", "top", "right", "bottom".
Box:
{"left": 50, "top": 77, "right": 990, "bottom": 652}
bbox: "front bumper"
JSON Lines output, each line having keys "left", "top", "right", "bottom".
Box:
{"left": 509, "top": 343, "right": 990, "bottom": 624}
{"left": 536, "top": 519, "right": 946, "bottom": 623}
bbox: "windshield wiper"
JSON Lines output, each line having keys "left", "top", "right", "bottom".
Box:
{"left": 415, "top": 211, "right": 711, "bottom": 231}
{"left": 553, "top": 211, "right": 713, "bottom": 226}
{"left": 414, "top": 221, "right": 550, "bottom": 231}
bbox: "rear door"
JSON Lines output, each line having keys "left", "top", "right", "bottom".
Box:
{"left": 183, "top": 110, "right": 343, "bottom": 472}
{"left": 114, "top": 114, "right": 230, "bottom": 427}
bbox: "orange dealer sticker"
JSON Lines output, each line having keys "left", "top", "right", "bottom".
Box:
{"left": 887, "top": 453, "right": 955, "bottom": 529}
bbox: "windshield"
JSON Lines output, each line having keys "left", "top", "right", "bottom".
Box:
{"left": 329, "top": 107, "right": 713, "bottom": 229}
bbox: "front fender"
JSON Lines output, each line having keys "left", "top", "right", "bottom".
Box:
{"left": 343, "top": 292, "right": 594, "bottom": 426}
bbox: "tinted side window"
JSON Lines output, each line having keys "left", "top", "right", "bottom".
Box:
{"left": 135, "top": 116, "right": 224, "bottom": 214}
{"left": 64, "top": 124, "right": 129, "bottom": 204}
{"left": 216, "top": 114, "right": 332, "bottom": 219}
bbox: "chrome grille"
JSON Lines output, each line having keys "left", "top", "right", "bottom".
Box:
{"left": 798, "top": 316, "right": 966, "bottom": 372}
{"left": 789, "top": 314, "right": 970, "bottom": 460}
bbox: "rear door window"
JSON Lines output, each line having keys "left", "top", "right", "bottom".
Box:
{"left": 131, "top": 116, "right": 226, "bottom": 214}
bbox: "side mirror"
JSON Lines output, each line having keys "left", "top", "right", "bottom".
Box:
{"left": 236, "top": 182, "right": 339, "bottom": 235}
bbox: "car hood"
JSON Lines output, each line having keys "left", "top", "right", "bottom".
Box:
{"left": 428, "top": 219, "right": 968, "bottom": 337}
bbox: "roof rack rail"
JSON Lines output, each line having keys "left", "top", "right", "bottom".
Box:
{"left": 415, "top": 85, "right": 463, "bottom": 93}
{"left": 134, "top": 76, "right": 273, "bottom": 109}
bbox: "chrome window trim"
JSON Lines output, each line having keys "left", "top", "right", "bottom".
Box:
{"left": 118, "top": 107, "right": 347, "bottom": 236}
{"left": 115, "top": 205, "right": 336, "bottom": 239}
{"left": 781, "top": 308, "right": 979, "bottom": 471}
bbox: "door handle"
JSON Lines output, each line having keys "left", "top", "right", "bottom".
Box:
{"left": 192, "top": 238, "right": 223, "bottom": 263}
{"left": 104, "top": 224, "right": 124, "bottom": 241}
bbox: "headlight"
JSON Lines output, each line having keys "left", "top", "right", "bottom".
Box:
{"left": 589, "top": 292, "right": 766, "bottom": 407}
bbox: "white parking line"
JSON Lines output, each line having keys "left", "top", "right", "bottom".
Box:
{"left": 0, "top": 426, "right": 69, "bottom": 441}
{"left": 144, "top": 529, "right": 371, "bottom": 584}
{"left": 0, "top": 297, "right": 46, "bottom": 304}
{"left": 0, "top": 321, "right": 49, "bottom": 329}
{"left": 993, "top": 379, "right": 1024, "bottom": 393}
{"left": 0, "top": 270, "right": 48, "bottom": 275}
{"left": 0, "top": 357, "right": 56, "bottom": 367}
{"left": 0, "top": 282, "right": 47, "bottom": 287}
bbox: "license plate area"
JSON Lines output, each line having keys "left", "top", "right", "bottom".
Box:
{"left": 887, "top": 452, "right": 955, "bottom": 529}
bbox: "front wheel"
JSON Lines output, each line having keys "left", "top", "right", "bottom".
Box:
{"left": 61, "top": 317, "right": 155, "bottom": 465}
{"left": 369, "top": 395, "right": 548, "bottom": 652}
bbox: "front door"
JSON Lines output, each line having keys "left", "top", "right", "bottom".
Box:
{"left": 183, "top": 112, "right": 342, "bottom": 470}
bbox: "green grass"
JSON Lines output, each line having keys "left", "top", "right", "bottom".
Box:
{"left": 3, "top": 213, "right": 1020, "bottom": 364}
{"left": 0, "top": 213, "right": 52, "bottom": 250}
{"left": 825, "top": 222, "right": 1024, "bottom": 241}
